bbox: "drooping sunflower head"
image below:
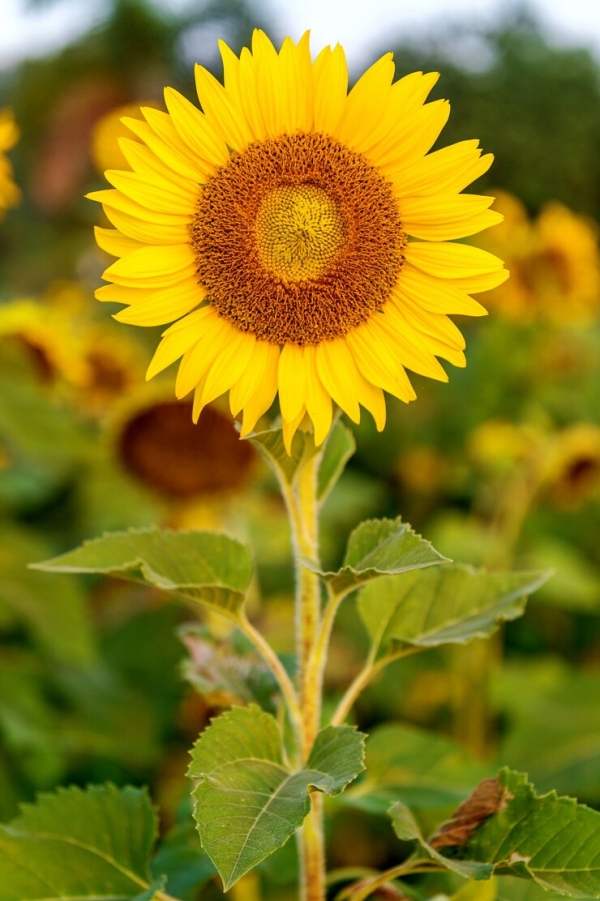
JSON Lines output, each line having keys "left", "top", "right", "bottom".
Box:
{"left": 90, "top": 31, "right": 507, "bottom": 452}
{"left": 0, "top": 108, "right": 21, "bottom": 219}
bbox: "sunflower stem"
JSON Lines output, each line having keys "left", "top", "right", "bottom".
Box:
{"left": 282, "top": 449, "right": 327, "bottom": 901}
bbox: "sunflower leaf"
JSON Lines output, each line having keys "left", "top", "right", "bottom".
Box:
{"left": 246, "top": 425, "right": 320, "bottom": 485}
{"left": 306, "top": 517, "right": 449, "bottom": 595}
{"left": 188, "top": 705, "right": 365, "bottom": 890}
{"left": 358, "top": 565, "right": 550, "bottom": 656}
{"left": 31, "top": 526, "right": 252, "bottom": 621}
{"left": 0, "top": 784, "right": 158, "bottom": 900}
{"left": 391, "top": 768, "right": 600, "bottom": 897}
{"left": 317, "top": 420, "right": 356, "bottom": 503}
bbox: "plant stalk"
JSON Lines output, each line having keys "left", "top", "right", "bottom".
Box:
{"left": 284, "top": 452, "right": 326, "bottom": 901}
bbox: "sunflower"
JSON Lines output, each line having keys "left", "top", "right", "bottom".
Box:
{"left": 90, "top": 32, "right": 507, "bottom": 451}
{"left": 478, "top": 192, "right": 600, "bottom": 324}
{"left": 0, "top": 108, "right": 20, "bottom": 218}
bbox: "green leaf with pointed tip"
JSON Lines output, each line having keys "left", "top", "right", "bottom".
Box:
{"left": 246, "top": 425, "right": 320, "bottom": 485}
{"left": 392, "top": 769, "right": 600, "bottom": 898}
{"left": 189, "top": 705, "right": 365, "bottom": 890}
{"left": 31, "top": 526, "right": 253, "bottom": 621}
{"left": 359, "top": 566, "right": 550, "bottom": 656}
{"left": 306, "top": 517, "right": 449, "bottom": 595}
{"left": 317, "top": 420, "right": 356, "bottom": 503}
{"left": 0, "top": 784, "right": 158, "bottom": 900}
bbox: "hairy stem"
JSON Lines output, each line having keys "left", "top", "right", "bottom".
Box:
{"left": 239, "top": 614, "right": 303, "bottom": 740}
{"left": 283, "top": 452, "right": 326, "bottom": 901}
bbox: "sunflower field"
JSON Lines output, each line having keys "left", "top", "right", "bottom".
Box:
{"left": 0, "top": 2, "right": 599, "bottom": 900}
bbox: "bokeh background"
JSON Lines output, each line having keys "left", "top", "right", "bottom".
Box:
{"left": 0, "top": 1, "right": 599, "bottom": 898}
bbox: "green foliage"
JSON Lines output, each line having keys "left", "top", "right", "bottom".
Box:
{"left": 248, "top": 425, "right": 322, "bottom": 486}
{"left": 348, "top": 723, "right": 490, "bottom": 816}
{"left": 189, "top": 705, "right": 365, "bottom": 890}
{"left": 32, "top": 526, "right": 253, "bottom": 621}
{"left": 317, "top": 421, "right": 356, "bottom": 504}
{"left": 0, "top": 784, "right": 158, "bottom": 900}
{"left": 0, "top": 527, "right": 96, "bottom": 665}
{"left": 392, "top": 768, "right": 600, "bottom": 897}
{"left": 358, "top": 566, "right": 550, "bottom": 656}
{"left": 308, "top": 517, "right": 449, "bottom": 595}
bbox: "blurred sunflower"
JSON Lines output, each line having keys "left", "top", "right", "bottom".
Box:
{"left": 89, "top": 31, "right": 507, "bottom": 450}
{"left": 0, "top": 108, "right": 20, "bottom": 218}
{"left": 478, "top": 192, "right": 600, "bottom": 324}
{"left": 543, "top": 423, "right": 600, "bottom": 510}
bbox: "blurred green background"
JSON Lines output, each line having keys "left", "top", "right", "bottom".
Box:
{"left": 0, "top": 1, "right": 598, "bottom": 898}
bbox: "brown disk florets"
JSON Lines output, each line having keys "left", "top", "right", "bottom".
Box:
{"left": 119, "top": 402, "right": 255, "bottom": 498}
{"left": 190, "top": 131, "right": 406, "bottom": 346}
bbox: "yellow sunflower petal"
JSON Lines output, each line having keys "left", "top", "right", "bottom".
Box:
{"left": 94, "top": 226, "right": 144, "bottom": 257}
{"left": 104, "top": 169, "right": 198, "bottom": 215}
{"left": 405, "top": 241, "right": 505, "bottom": 279}
{"left": 121, "top": 115, "right": 208, "bottom": 182}
{"left": 114, "top": 280, "right": 205, "bottom": 327}
{"left": 175, "top": 313, "right": 231, "bottom": 399}
{"left": 240, "top": 346, "right": 280, "bottom": 435}
{"left": 278, "top": 343, "right": 306, "bottom": 422}
{"left": 335, "top": 53, "right": 395, "bottom": 150}
{"left": 87, "top": 188, "right": 192, "bottom": 227}
{"left": 229, "top": 340, "right": 277, "bottom": 416}
{"left": 146, "top": 307, "right": 214, "bottom": 380}
{"left": 392, "top": 141, "right": 492, "bottom": 197}
{"left": 396, "top": 264, "right": 488, "bottom": 317}
{"left": 103, "top": 203, "right": 189, "bottom": 245}
{"left": 95, "top": 284, "right": 156, "bottom": 304}
{"left": 280, "top": 32, "right": 313, "bottom": 132}
{"left": 316, "top": 339, "right": 362, "bottom": 423}
{"left": 201, "top": 326, "right": 256, "bottom": 405}
{"left": 142, "top": 106, "right": 212, "bottom": 174}
{"left": 118, "top": 136, "right": 200, "bottom": 190}
{"left": 346, "top": 323, "right": 416, "bottom": 402}
{"left": 403, "top": 209, "right": 504, "bottom": 242}
{"left": 377, "top": 99, "right": 450, "bottom": 173}
{"left": 103, "top": 244, "right": 196, "bottom": 288}
{"left": 282, "top": 407, "right": 308, "bottom": 454}
{"left": 377, "top": 304, "right": 450, "bottom": 381}
{"left": 163, "top": 87, "right": 229, "bottom": 170}
{"left": 313, "top": 43, "right": 348, "bottom": 134}
{"left": 195, "top": 54, "right": 254, "bottom": 152}
{"left": 450, "top": 268, "right": 511, "bottom": 293}
{"left": 303, "top": 346, "right": 332, "bottom": 445}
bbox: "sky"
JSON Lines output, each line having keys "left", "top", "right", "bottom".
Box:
{"left": 1, "top": 0, "right": 600, "bottom": 71}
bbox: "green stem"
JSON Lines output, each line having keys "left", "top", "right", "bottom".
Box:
{"left": 239, "top": 613, "right": 303, "bottom": 740}
{"left": 154, "top": 890, "right": 182, "bottom": 901}
{"left": 331, "top": 647, "right": 421, "bottom": 727}
{"left": 282, "top": 452, "right": 326, "bottom": 901}
{"left": 338, "top": 859, "right": 441, "bottom": 901}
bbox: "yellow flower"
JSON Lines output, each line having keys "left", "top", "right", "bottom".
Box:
{"left": 478, "top": 192, "right": 600, "bottom": 324}
{"left": 89, "top": 31, "right": 507, "bottom": 451}
{"left": 543, "top": 423, "right": 600, "bottom": 510}
{"left": 0, "top": 108, "right": 21, "bottom": 218}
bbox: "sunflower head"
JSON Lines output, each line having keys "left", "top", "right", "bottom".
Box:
{"left": 0, "top": 108, "right": 20, "bottom": 218}
{"left": 89, "top": 31, "right": 507, "bottom": 452}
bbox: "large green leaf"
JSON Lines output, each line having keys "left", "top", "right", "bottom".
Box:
{"left": 317, "top": 420, "right": 356, "bottom": 503}
{"left": 391, "top": 769, "right": 600, "bottom": 897}
{"left": 359, "top": 565, "right": 549, "bottom": 655}
{"left": 0, "top": 784, "right": 159, "bottom": 900}
{"left": 307, "top": 517, "right": 449, "bottom": 596}
{"left": 189, "top": 705, "right": 365, "bottom": 890}
{"left": 32, "top": 526, "right": 253, "bottom": 621}
{"left": 346, "top": 723, "right": 490, "bottom": 817}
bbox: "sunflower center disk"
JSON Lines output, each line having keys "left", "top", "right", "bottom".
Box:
{"left": 191, "top": 132, "right": 406, "bottom": 346}
{"left": 256, "top": 184, "right": 345, "bottom": 281}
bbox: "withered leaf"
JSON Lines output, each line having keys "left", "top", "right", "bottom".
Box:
{"left": 430, "top": 777, "right": 507, "bottom": 849}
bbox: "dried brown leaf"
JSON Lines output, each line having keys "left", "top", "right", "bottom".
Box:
{"left": 430, "top": 777, "right": 507, "bottom": 850}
